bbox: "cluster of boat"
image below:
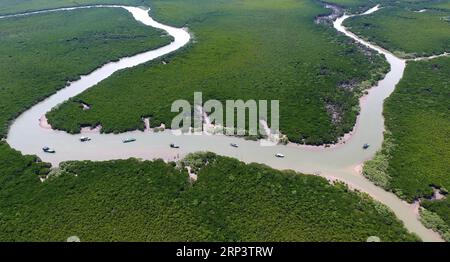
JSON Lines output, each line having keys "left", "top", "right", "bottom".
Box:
{"left": 229, "top": 142, "right": 284, "bottom": 158}
{"left": 42, "top": 136, "right": 92, "bottom": 153}
{"left": 42, "top": 135, "right": 368, "bottom": 157}
{"left": 41, "top": 136, "right": 285, "bottom": 158}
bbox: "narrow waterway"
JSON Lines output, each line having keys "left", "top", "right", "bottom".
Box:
{"left": 4, "top": 5, "right": 443, "bottom": 241}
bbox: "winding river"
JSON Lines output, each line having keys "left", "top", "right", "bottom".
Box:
{"left": 3, "top": 5, "right": 443, "bottom": 241}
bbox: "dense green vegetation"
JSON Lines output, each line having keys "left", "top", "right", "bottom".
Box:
{"left": 364, "top": 57, "right": 450, "bottom": 200}
{"left": 44, "top": 0, "right": 388, "bottom": 145}
{"left": 345, "top": 2, "right": 450, "bottom": 58}
{"left": 0, "top": 150, "right": 418, "bottom": 241}
{"left": 324, "top": 0, "right": 378, "bottom": 12}
{"left": 350, "top": 0, "right": 450, "bottom": 241}
{"left": 1, "top": 0, "right": 442, "bottom": 242}
{"left": 362, "top": 131, "right": 394, "bottom": 188}
{"left": 363, "top": 57, "right": 450, "bottom": 238}
{"left": 432, "top": 0, "right": 450, "bottom": 10}
{"left": 419, "top": 207, "right": 450, "bottom": 241}
{"left": 0, "top": 0, "right": 141, "bottom": 15}
{"left": 0, "top": 7, "right": 171, "bottom": 137}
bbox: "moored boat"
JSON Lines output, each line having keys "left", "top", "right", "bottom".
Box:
{"left": 122, "top": 138, "right": 136, "bottom": 143}
{"left": 42, "top": 146, "right": 56, "bottom": 153}
{"left": 170, "top": 143, "right": 180, "bottom": 148}
{"left": 80, "top": 136, "right": 91, "bottom": 142}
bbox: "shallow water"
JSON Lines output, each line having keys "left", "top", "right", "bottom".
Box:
{"left": 4, "top": 5, "right": 443, "bottom": 241}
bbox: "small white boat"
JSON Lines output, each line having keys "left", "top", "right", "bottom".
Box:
{"left": 42, "top": 146, "right": 56, "bottom": 153}
{"left": 170, "top": 143, "right": 180, "bottom": 149}
{"left": 122, "top": 138, "right": 136, "bottom": 143}
{"left": 230, "top": 143, "right": 239, "bottom": 148}
{"left": 80, "top": 136, "right": 91, "bottom": 142}
{"left": 275, "top": 153, "right": 285, "bottom": 158}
